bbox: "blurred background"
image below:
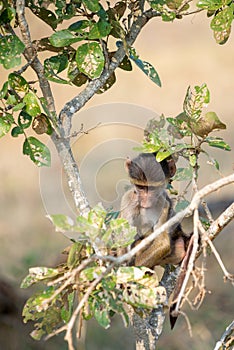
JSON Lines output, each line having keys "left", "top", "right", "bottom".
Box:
{"left": 0, "top": 6, "right": 234, "bottom": 350}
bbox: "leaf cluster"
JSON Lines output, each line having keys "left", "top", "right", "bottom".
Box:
{"left": 21, "top": 205, "right": 167, "bottom": 340}
{"left": 0, "top": 1, "right": 232, "bottom": 167}
{"left": 139, "top": 83, "right": 230, "bottom": 208}
{"left": 197, "top": 0, "right": 234, "bottom": 44}
{"left": 0, "top": 74, "right": 52, "bottom": 166}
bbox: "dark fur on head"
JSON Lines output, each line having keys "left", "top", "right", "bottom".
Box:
{"left": 152, "top": 152, "right": 176, "bottom": 179}
{"left": 127, "top": 153, "right": 165, "bottom": 185}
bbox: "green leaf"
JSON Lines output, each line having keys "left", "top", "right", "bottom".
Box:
{"left": 72, "top": 72, "right": 88, "bottom": 87}
{"left": 205, "top": 136, "right": 231, "bottom": 151}
{"left": 44, "top": 54, "right": 69, "bottom": 84}
{"left": 67, "top": 60, "right": 88, "bottom": 87}
{"left": 189, "top": 154, "right": 197, "bottom": 167}
{"left": 96, "top": 73, "right": 116, "bottom": 94}
{"left": 129, "top": 48, "right": 161, "bottom": 87}
{"left": 116, "top": 266, "right": 157, "bottom": 284}
{"left": 117, "top": 267, "right": 167, "bottom": 308}
{"left": 197, "top": 0, "right": 224, "bottom": 10}
{"left": 213, "top": 26, "right": 231, "bottom": 45}
{"left": 210, "top": 7, "right": 233, "bottom": 32}
{"left": 54, "top": 0, "right": 77, "bottom": 21}
{"left": 118, "top": 55, "right": 132, "bottom": 71}
{"left": 0, "top": 35, "right": 25, "bottom": 69}
{"left": 69, "top": 19, "right": 109, "bottom": 40}
{"left": 29, "top": 6, "right": 57, "bottom": 30}
{"left": 23, "top": 92, "right": 41, "bottom": 117}
{"left": 8, "top": 73, "right": 29, "bottom": 93}
{"left": 6, "top": 93, "right": 17, "bottom": 105}
{"left": 94, "top": 305, "right": 110, "bottom": 329}
{"left": 61, "top": 291, "right": 74, "bottom": 323}
{"left": 18, "top": 111, "right": 32, "bottom": 129}
{"left": 21, "top": 267, "right": 60, "bottom": 288}
{"left": 156, "top": 150, "right": 171, "bottom": 162}
{"left": 123, "top": 284, "right": 167, "bottom": 308}
{"left": 80, "top": 266, "right": 105, "bottom": 282}
{"left": 111, "top": 1, "right": 127, "bottom": 18}
{"left": 0, "top": 6, "right": 15, "bottom": 25}
{"left": 103, "top": 218, "right": 136, "bottom": 248}
{"left": 183, "top": 84, "right": 210, "bottom": 120}
{"left": 23, "top": 136, "right": 51, "bottom": 166}
{"left": 22, "top": 286, "right": 62, "bottom": 339}
{"left": 166, "top": 0, "right": 189, "bottom": 10}
{"left": 0, "top": 113, "right": 14, "bottom": 137}
{"left": 76, "top": 42, "right": 104, "bottom": 79}
{"left": 167, "top": 113, "right": 192, "bottom": 137}
{"left": 68, "top": 20, "right": 90, "bottom": 32}
{"left": 148, "top": 0, "right": 166, "bottom": 9}
{"left": 11, "top": 125, "right": 24, "bottom": 137}
{"left": 49, "top": 29, "right": 81, "bottom": 47}
{"left": 173, "top": 167, "right": 193, "bottom": 181}
{"left": 175, "top": 199, "right": 190, "bottom": 212}
{"left": 109, "top": 19, "right": 126, "bottom": 39}
{"left": 48, "top": 214, "right": 75, "bottom": 232}
{"left": 0, "top": 81, "right": 8, "bottom": 99}
{"left": 88, "top": 19, "right": 111, "bottom": 39}
{"left": 161, "top": 11, "right": 176, "bottom": 21}
{"left": 12, "top": 102, "right": 26, "bottom": 112}
{"left": 206, "top": 155, "right": 220, "bottom": 170}
{"left": 82, "top": 0, "right": 100, "bottom": 12}
{"left": 67, "top": 242, "right": 83, "bottom": 268}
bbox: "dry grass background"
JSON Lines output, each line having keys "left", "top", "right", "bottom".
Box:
{"left": 0, "top": 7, "right": 234, "bottom": 350}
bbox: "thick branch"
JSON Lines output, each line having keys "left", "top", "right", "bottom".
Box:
{"left": 51, "top": 134, "right": 90, "bottom": 213}
{"left": 208, "top": 201, "right": 234, "bottom": 241}
{"left": 120, "top": 174, "right": 234, "bottom": 349}
{"left": 16, "top": 0, "right": 89, "bottom": 213}
{"left": 16, "top": 0, "right": 56, "bottom": 121}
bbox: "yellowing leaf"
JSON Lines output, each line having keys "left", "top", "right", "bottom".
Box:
{"left": 191, "top": 111, "right": 226, "bottom": 137}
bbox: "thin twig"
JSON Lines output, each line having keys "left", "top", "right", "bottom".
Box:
{"left": 177, "top": 310, "right": 193, "bottom": 337}
{"left": 201, "top": 200, "right": 214, "bottom": 222}
{"left": 44, "top": 175, "right": 234, "bottom": 348}
{"left": 172, "top": 209, "right": 199, "bottom": 315}
{"left": 180, "top": 8, "right": 204, "bottom": 16}
{"left": 207, "top": 238, "right": 234, "bottom": 284}
{"left": 43, "top": 256, "right": 96, "bottom": 307}
{"left": 214, "top": 320, "right": 234, "bottom": 350}
{"left": 64, "top": 263, "right": 115, "bottom": 350}
{"left": 66, "top": 122, "right": 102, "bottom": 139}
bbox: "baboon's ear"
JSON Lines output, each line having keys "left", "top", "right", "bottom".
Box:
{"left": 125, "top": 157, "right": 132, "bottom": 172}
{"left": 160, "top": 157, "right": 176, "bottom": 179}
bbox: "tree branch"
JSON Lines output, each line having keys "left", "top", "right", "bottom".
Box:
{"left": 117, "top": 173, "right": 234, "bottom": 265}
{"left": 43, "top": 174, "right": 234, "bottom": 349}
{"left": 51, "top": 133, "right": 90, "bottom": 213}
{"left": 122, "top": 174, "right": 234, "bottom": 349}
{"left": 16, "top": 0, "right": 90, "bottom": 214}
{"left": 16, "top": 0, "right": 56, "bottom": 123}
{"left": 59, "top": 9, "right": 160, "bottom": 137}
{"left": 208, "top": 201, "right": 234, "bottom": 241}
{"left": 214, "top": 320, "right": 234, "bottom": 350}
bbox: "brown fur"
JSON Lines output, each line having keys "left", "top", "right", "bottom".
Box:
{"left": 121, "top": 153, "right": 190, "bottom": 268}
